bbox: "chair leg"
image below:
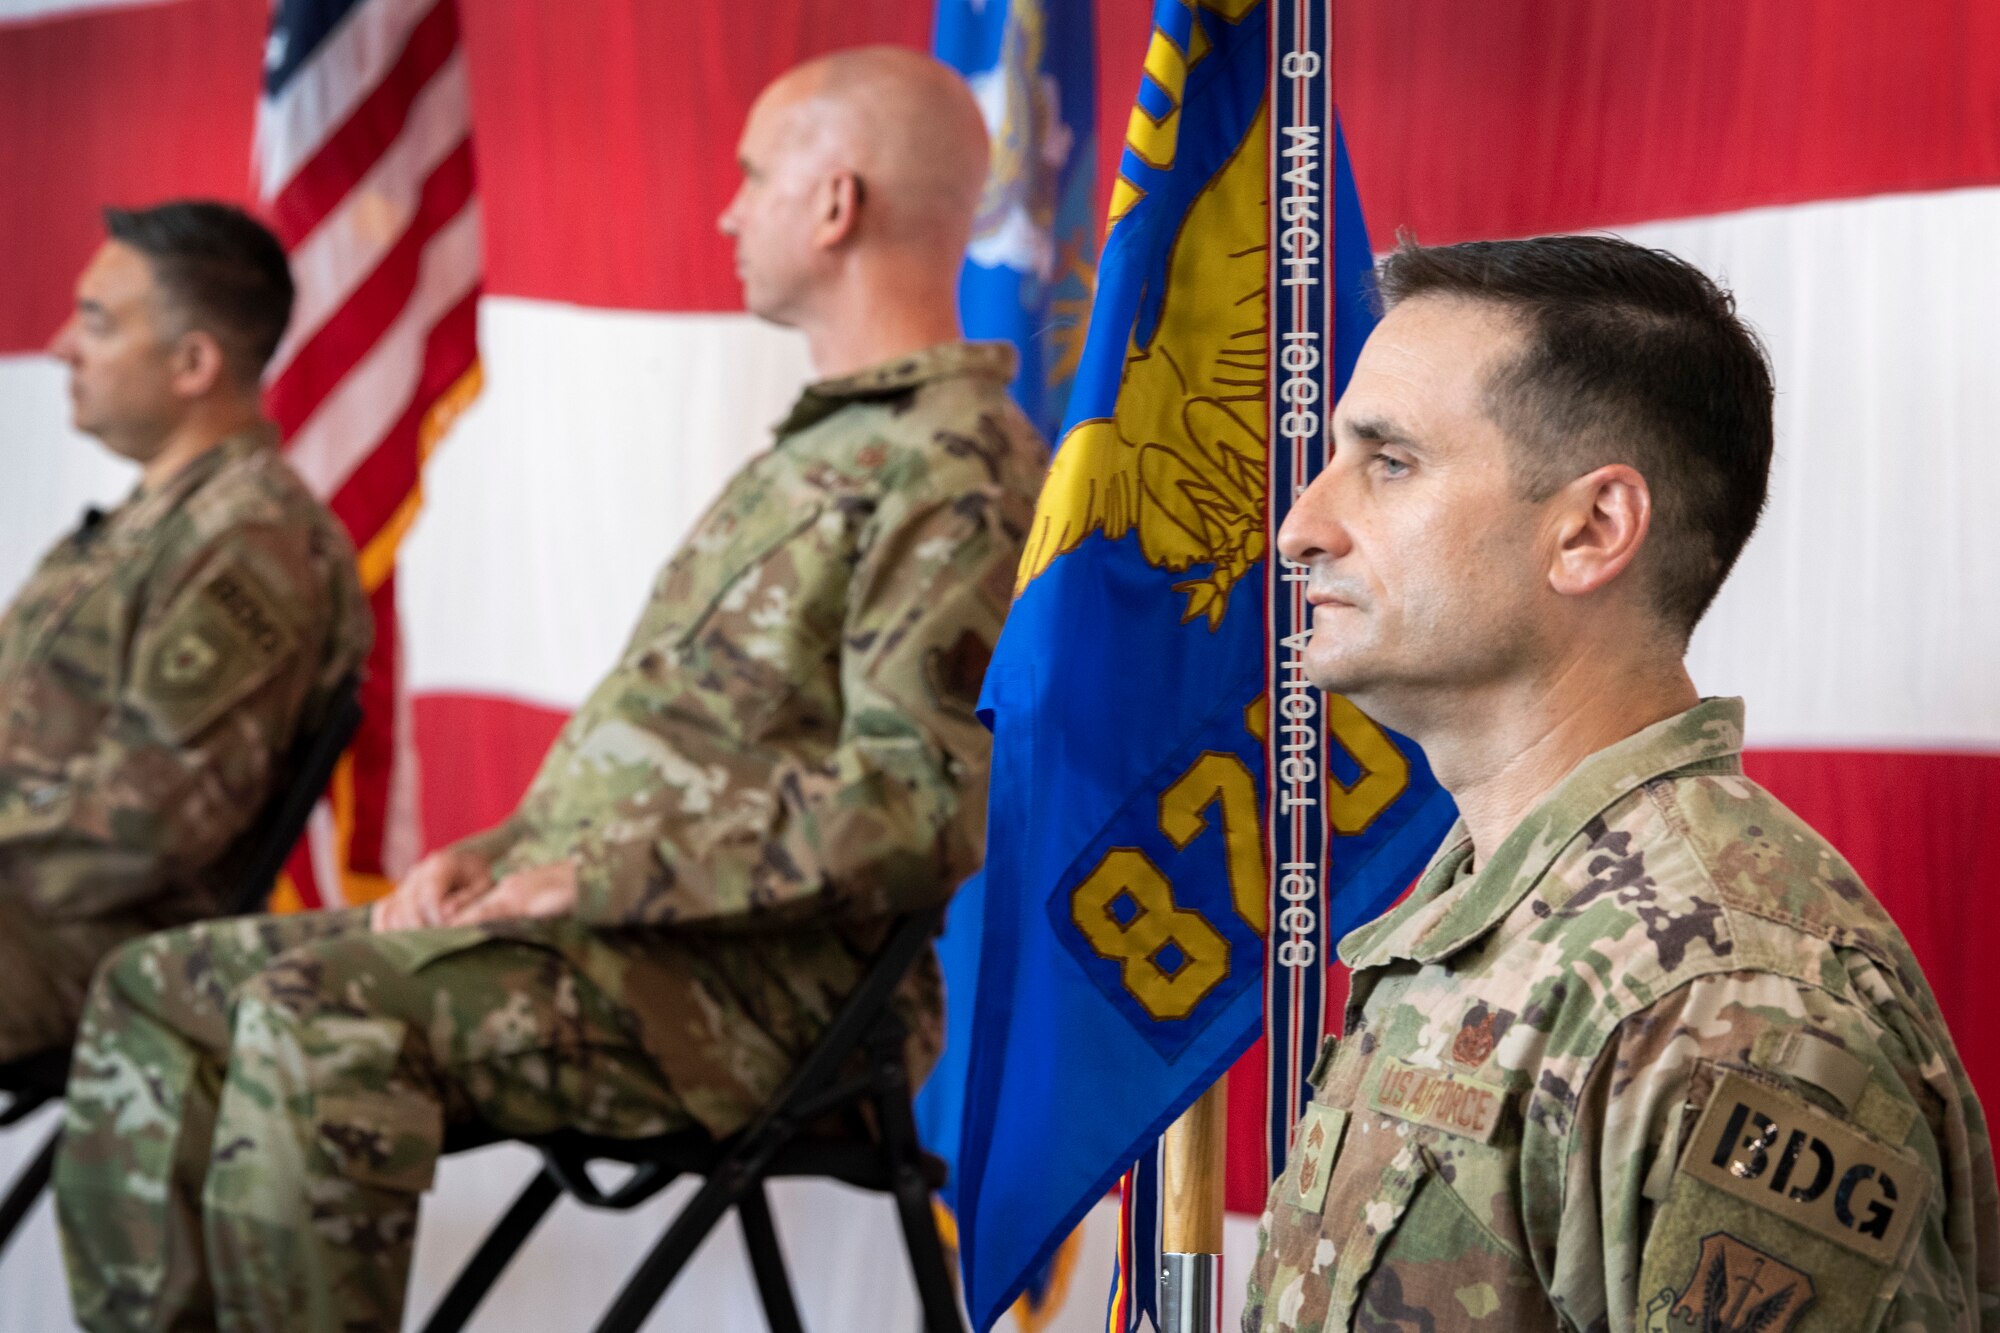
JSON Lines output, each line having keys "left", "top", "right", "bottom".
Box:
{"left": 0, "top": 1127, "right": 60, "bottom": 1261}
{"left": 737, "top": 1182, "right": 806, "bottom": 1333}
{"left": 419, "top": 1165, "right": 566, "bottom": 1333}
{"left": 887, "top": 1156, "right": 965, "bottom": 1333}
{"left": 865, "top": 1067, "right": 965, "bottom": 1333}
{"left": 592, "top": 1170, "right": 744, "bottom": 1333}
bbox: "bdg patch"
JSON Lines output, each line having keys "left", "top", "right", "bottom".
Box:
{"left": 1679, "top": 1071, "right": 1926, "bottom": 1262}
{"left": 1669, "top": 1232, "right": 1815, "bottom": 1333}
{"left": 1291, "top": 1104, "right": 1345, "bottom": 1212}
{"left": 1369, "top": 1057, "right": 1506, "bottom": 1143}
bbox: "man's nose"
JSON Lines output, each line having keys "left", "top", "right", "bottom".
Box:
{"left": 47, "top": 317, "right": 78, "bottom": 363}
{"left": 1276, "top": 461, "right": 1353, "bottom": 565}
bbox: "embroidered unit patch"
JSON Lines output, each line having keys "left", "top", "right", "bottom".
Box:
{"left": 1670, "top": 1232, "right": 1815, "bottom": 1333}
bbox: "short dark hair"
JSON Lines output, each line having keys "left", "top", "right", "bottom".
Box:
{"left": 1376, "top": 233, "right": 1774, "bottom": 638}
{"left": 104, "top": 200, "right": 295, "bottom": 383}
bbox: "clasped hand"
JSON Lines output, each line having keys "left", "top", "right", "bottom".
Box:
{"left": 371, "top": 848, "right": 579, "bottom": 932}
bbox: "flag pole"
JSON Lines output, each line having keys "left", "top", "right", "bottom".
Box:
{"left": 1159, "top": 1074, "right": 1227, "bottom": 1333}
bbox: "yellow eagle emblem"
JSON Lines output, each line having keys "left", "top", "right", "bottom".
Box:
{"left": 1014, "top": 102, "right": 1268, "bottom": 629}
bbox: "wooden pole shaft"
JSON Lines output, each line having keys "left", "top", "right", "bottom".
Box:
{"left": 1161, "top": 1075, "right": 1228, "bottom": 1254}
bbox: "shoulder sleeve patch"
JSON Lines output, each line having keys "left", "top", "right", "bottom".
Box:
{"left": 1650, "top": 1232, "right": 1817, "bottom": 1332}
{"left": 1682, "top": 1070, "right": 1924, "bottom": 1261}
{"left": 1638, "top": 1069, "right": 1929, "bottom": 1333}
{"left": 131, "top": 559, "right": 299, "bottom": 744}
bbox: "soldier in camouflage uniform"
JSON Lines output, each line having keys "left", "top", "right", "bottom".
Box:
{"left": 1248, "top": 236, "right": 1999, "bottom": 1332}
{"left": 0, "top": 201, "right": 369, "bottom": 1065}
{"left": 55, "top": 49, "right": 1045, "bottom": 1332}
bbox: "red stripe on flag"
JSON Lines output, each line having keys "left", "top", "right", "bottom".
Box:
{"left": 456, "top": 0, "right": 928, "bottom": 311}
{"left": 0, "top": 0, "right": 261, "bottom": 353}
{"left": 411, "top": 692, "right": 566, "bottom": 849}
{"left": 267, "top": 0, "right": 461, "bottom": 245}
{"left": 266, "top": 139, "right": 475, "bottom": 437}
{"left": 328, "top": 287, "right": 479, "bottom": 541}
{"left": 1337, "top": 0, "right": 2000, "bottom": 243}
{"left": 17, "top": 0, "right": 1998, "bottom": 348}
{"left": 9, "top": 0, "right": 1249, "bottom": 344}
{"left": 348, "top": 575, "right": 403, "bottom": 875}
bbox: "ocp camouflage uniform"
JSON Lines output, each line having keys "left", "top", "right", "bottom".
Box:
{"left": 55, "top": 342, "right": 1047, "bottom": 1332}
{"left": 0, "top": 425, "right": 369, "bottom": 1062}
{"left": 1246, "top": 698, "right": 2000, "bottom": 1333}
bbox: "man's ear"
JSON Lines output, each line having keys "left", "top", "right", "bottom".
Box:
{"left": 1547, "top": 463, "right": 1651, "bottom": 597}
{"left": 814, "top": 170, "right": 863, "bottom": 249}
{"left": 167, "top": 328, "right": 229, "bottom": 400}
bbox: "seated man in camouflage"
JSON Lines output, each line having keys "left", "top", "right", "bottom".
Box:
{"left": 0, "top": 201, "right": 369, "bottom": 1066}
{"left": 55, "top": 49, "right": 1046, "bottom": 1333}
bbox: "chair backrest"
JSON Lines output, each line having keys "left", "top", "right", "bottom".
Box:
{"left": 220, "top": 672, "right": 363, "bottom": 915}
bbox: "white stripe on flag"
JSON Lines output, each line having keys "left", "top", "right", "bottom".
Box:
{"left": 255, "top": 0, "right": 433, "bottom": 199}
{"left": 285, "top": 198, "right": 481, "bottom": 499}
{"left": 1636, "top": 187, "right": 2000, "bottom": 748}
{"left": 0, "top": 0, "right": 179, "bottom": 22}
{"left": 305, "top": 799, "right": 343, "bottom": 907}
{"left": 400, "top": 298, "right": 812, "bottom": 707}
{"left": 265, "top": 51, "right": 471, "bottom": 381}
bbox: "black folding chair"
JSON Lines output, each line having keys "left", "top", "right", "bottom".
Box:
{"left": 421, "top": 906, "right": 966, "bottom": 1333}
{"left": 0, "top": 1048, "right": 72, "bottom": 1254}
{"left": 0, "top": 672, "right": 363, "bottom": 1260}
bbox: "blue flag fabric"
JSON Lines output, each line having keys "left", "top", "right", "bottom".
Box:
{"left": 924, "top": 0, "right": 1099, "bottom": 1317}
{"left": 920, "top": 4, "right": 1457, "bottom": 1328}
{"left": 924, "top": 5, "right": 1273, "bottom": 1324}
{"left": 935, "top": 0, "right": 1098, "bottom": 443}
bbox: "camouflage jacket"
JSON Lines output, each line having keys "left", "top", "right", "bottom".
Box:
{"left": 1247, "top": 698, "right": 2000, "bottom": 1333}
{"left": 0, "top": 426, "right": 371, "bottom": 923}
{"left": 458, "top": 342, "right": 1047, "bottom": 1133}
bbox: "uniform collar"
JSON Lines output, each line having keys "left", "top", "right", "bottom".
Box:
{"left": 1338, "top": 696, "right": 1748, "bottom": 970}
{"left": 772, "top": 341, "right": 1018, "bottom": 439}
{"left": 114, "top": 423, "right": 276, "bottom": 536}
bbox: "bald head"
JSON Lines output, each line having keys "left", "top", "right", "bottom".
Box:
{"left": 718, "top": 47, "right": 991, "bottom": 365}
{"left": 761, "top": 47, "right": 990, "bottom": 252}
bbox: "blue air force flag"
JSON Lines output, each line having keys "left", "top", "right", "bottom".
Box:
{"left": 921, "top": 2, "right": 1457, "bottom": 1327}
{"left": 935, "top": 0, "right": 1098, "bottom": 442}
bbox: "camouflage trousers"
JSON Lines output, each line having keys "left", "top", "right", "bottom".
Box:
{"left": 0, "top": 894, "right": 152, "bottom": 1064}
{"left": 54, "top": 907, "right": 693, "bottom": 1333}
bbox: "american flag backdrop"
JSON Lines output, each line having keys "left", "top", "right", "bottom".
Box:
{"left": 3, "top": 1, "right": 1998, "bottom": 1328}
{"left": 255, "top": 0, "right": 482, "bottom": 906}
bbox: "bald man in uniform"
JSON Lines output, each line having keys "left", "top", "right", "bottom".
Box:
{"left": 55, "top": 48, "right": 1047, "bottom": 1332}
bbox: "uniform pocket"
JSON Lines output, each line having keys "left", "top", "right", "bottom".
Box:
{"left": 669, "top": 505, "right": 836, "bottom": 744}
{"left": 1325, "top": 1130, "right": 1432, "bottom": 1320}
{"left": 306, "top": 1015, "right": 444, "bottom": 1195}
{"left": 668, "top": 506, "right": 826, "bottom": 649}
{"left": 314, "top": 1087, "right": 443, "bottom": 1194}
